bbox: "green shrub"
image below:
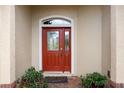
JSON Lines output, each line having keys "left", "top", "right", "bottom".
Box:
{"left": 18, "top": 67, "right": 48, "bottom": 88}
{"left": 80, "top": 72, "right": 108, "bottom": 88}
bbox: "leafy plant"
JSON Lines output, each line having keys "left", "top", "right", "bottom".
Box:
{"left": 18, "top": 67, "right": 48, "bottom": 88}
{"left": 80, "top": 72, "right": 108, "bottom": 88}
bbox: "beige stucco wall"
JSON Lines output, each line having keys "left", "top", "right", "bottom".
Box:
{"left": 0, "top": 6, "right": 112, "bottom": 83}
{"left": 110, "top": 6, "right": 117, "bottom": 82}
{"left": 10, "top": 5, "right": 16, "bottom": 83}
{"left": 116, "top": 6, "right": 124, "bottom": 83}
{"left": 77, "top": 6, "right": 102, "bottom": 75}
{"left": 1, "top": 5, "right": 124, "bottom": 85}
{"left": 31, "top": 6, "right": 111, "bottom": 76}
{"left": 31, "top": 6, "right": 78, "bottom": 73}
{"left": 101, "top": 6, "right": 111, "bottom": 76}
{"left": 110, "top": 6, "right": 124, "bottom": 83}
{"left": 15, "top": 6, "right": 32, "bottom": 79}
{"left": 0, "top": 5, "right": 15, "bottom": 84}
{"left": 0, "top": 6, "right": 110, "bottom": 82}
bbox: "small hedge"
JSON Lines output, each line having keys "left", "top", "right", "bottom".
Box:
{"left": 17, "top": 67, "right": 48, "bottom": 88}
{"left": 80, "top": 72, "right": 108, "bottom": 88}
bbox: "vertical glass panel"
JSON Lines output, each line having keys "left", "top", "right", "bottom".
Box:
{"left": 65, "top": 31, "right": 69, "bottom": 51}
{"left": 47, "top": 31, "right": 59, "bottom": 51}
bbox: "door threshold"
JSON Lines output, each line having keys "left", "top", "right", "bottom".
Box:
{"left": 43, "top": 71, "right": 72, "bottom": 77}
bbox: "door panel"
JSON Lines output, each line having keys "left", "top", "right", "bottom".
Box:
{"left": 42, "top": 27, "right": 71, "bottom": 72}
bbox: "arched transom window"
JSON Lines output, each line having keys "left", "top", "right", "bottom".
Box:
{"left": 42, "top": 17, "right": 71, "bottom": 26}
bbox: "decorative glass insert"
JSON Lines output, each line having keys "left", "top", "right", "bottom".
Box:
{"left": 65, "top": 31, "right": 69, "bottom": 51}
{"left": 43, "top": 18, "right": 71, "bottom": 25}
{"left": 47, "top": 31, "right": 59, "bottom": 51}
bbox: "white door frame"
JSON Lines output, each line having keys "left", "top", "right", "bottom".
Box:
{"left": 38, "top": 15, "right": 75, "bottom": 75}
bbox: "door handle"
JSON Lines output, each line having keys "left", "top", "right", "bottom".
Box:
{"left": 60, "top": 48, "right": 63, "bottom": 51}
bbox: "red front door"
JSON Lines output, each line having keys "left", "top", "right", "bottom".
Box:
{"left": 42, "top": 27, "right": 71, "bottom": 72}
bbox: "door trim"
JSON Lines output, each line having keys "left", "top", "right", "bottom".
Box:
{"left": 38, "top": 15, "right": 75, "bottom": 75}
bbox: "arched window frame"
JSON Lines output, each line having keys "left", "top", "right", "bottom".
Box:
{"left": 41, "top": 17, "right": 72, "bottom": 27}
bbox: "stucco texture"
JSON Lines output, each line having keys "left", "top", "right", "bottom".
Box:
{"left": 15, "top": 6, "right": 32, "bottom": 79}
{"left": 0, "top": 5, "right": 15, "bottom": 84}
{"left": 31, "top": 6, "right": 111, "bottom": 76}
{"left": 0, "top": 6, "right": 111, "bottom": 83}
